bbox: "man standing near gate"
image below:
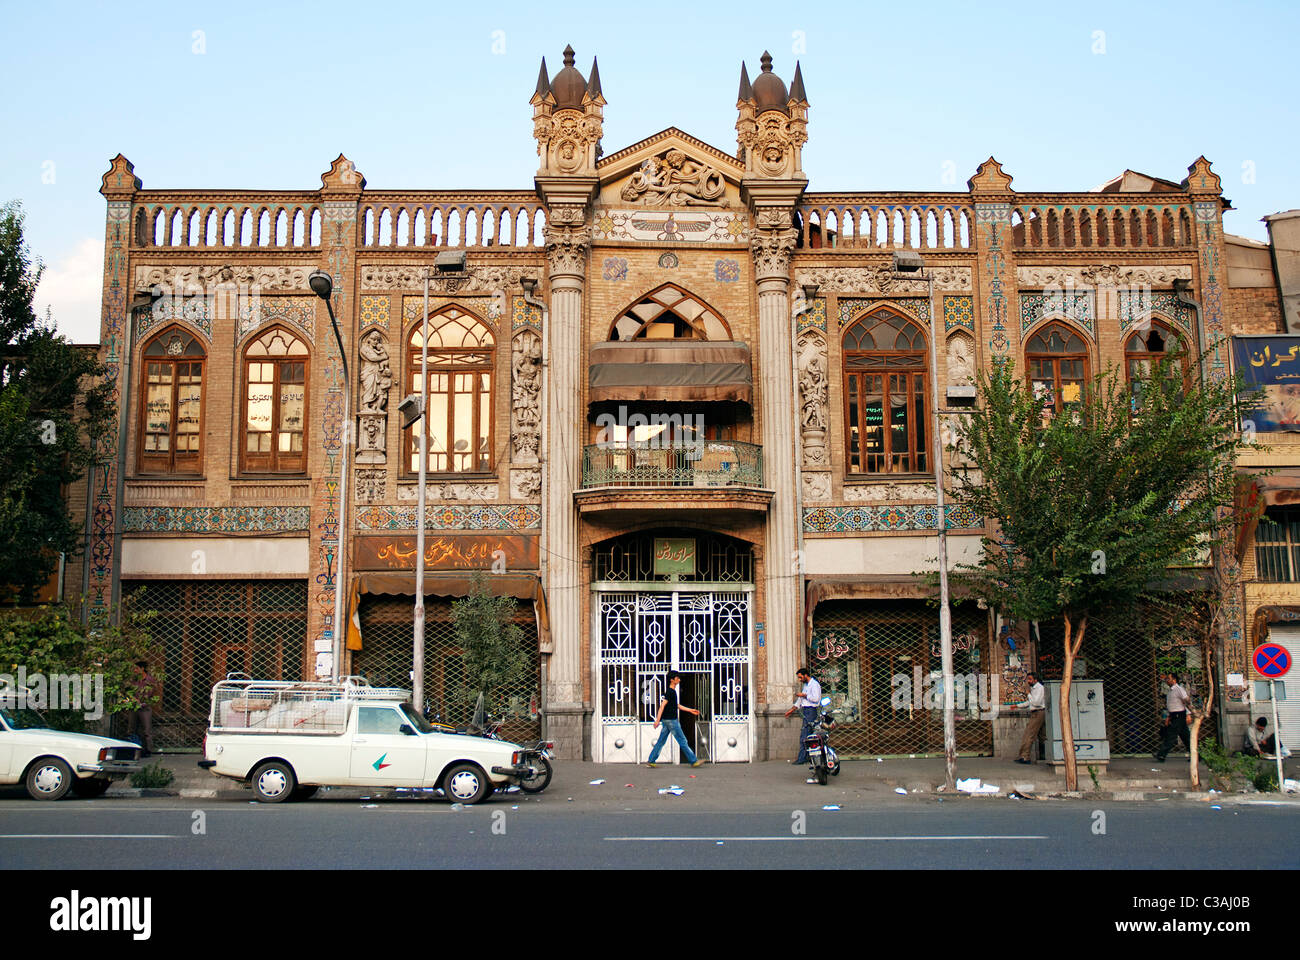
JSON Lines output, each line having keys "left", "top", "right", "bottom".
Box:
{"left": 785, "top": 667, "right": 822, "bottom": 764}
{"left": 1155, "top": 672, "right": 1193, "bottom": 762}
{"left": 646, "top": 671, "right": 706, "bottom": 767}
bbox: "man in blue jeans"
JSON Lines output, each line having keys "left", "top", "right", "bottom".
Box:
{"left": 646, "top": 671, "right": 706, "bottom": 767}
{"left": 784, "top": 667, "right": 822, "bottom": 764}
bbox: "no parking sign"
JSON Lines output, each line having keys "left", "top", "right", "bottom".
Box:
{"left": 1253, "top": 643, "right": 1292, "bottom": 679}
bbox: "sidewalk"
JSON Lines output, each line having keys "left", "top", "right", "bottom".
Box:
{"left": 120, "top": 752, "right": 1300, "bottom": 806}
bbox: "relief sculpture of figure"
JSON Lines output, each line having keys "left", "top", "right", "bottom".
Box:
{"left": 358, "top": 329, "right": 392, "bottom": 414}
{"left": 620, "top": 150, "right": 725, "bottom": 206}
{"left": 798, "top": 340, "right": 828, "bottom": 430}
{"left": 947, "top": 335, "right": 975, "bottom": 386}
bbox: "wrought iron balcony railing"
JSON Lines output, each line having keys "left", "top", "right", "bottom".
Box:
{"left": 581, "top": 441, "right": 763, "bottom": 489}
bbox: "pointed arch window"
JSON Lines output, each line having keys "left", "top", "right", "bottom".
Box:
{"left": 139, "top": 327, "right": 205, "bottom": 474}
{"left": 609, "top": 285, "right": 732, "bottom": 341}
{"left": 407, "top": 307, "right": 495, "bottom": 473}
{"left": 842, "top": 308, "right": 929, "bottom": 474}
{"left": 1125, "top": 321, "right": 1187, "bottom": 404}
{"left": 1026, "top": 322, "right": 1089, "bottom": 416}
{"left": 242, "top": 327, "right": 309, "bottom": 474}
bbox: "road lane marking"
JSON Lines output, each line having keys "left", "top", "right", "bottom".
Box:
{"left": 605, "top": 835, "right": 1048, "bottom": 842}
{"left": 0, "top": 834, "right": 180, "bottom": 839}
{"left": 0, "top": 827, "right": 180, "bottom": 832}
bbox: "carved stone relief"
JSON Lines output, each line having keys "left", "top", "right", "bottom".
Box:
{"left": 750, "top": 229, "right": 798, "bottom": 280}
{"left": 360, "top": 264, "right": 539, "bottom": 293}
{"left": 354, "top": 469, "right": 386, "bottom": 503}
{"left": 797, "top": 331, "right": 829, "bottom": 466}
{"left": 802, "top": 472, "right": 831, "bottom": 502}
{"left": 510, "top": 468, "right": 542, "bottom": 501}
{"left": 620, "top": 149, "right": 726, "bottom": 206}
{"left": 134, "top": 264, "right": 316, "bottom": 293}
{"left": 1015, "top": 264, "right": 1192, "bottom": 288}
{"left": 941, "top": 414, "right": 976, "bottom": 469}
{"left": 358, "top": 329, "right": 392, "bottom": 414}
{"left": 946, "top": 332, "right": 976, "bottom": 386}
{"left": 544, "top": 225, "right": 590, "bottom": 276}
{"left": 397, "top": 482, "right": 500, "bottom": 502}
{"left": 511, "top": 329, "right": 543, "bottom": 462}
{"left": 356, "top": 414, "right": 387, "bottom": 465}
{"left": 843, "top": 482, "right": 937, "bottom": 502}
{"left": 793, "top": 266, "right": 973, "bottom": 294}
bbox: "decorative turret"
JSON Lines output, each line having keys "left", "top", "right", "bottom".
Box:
{"left": 531, "top": 44, "right": 605, "bottom": 177}
{"left": 736, "top": 52, "right": 808, "bottom": 180}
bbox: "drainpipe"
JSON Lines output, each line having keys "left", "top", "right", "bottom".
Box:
{"left": 110, "top": 304, "right": 140, "bottom": 621}
{"left": 1175, "top": 278, "right": 1230, "bottom": 748}
{"left": 520, "top": 277, "right": 549, "bottom": 738}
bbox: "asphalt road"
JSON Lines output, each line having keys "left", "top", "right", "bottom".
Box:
{"left": 2, "top": 792, "right": 1297, "bottom": 869}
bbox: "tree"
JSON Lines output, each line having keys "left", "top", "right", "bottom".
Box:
{"left": 0, "top": 201, "right": 113, "bottom": 602}
{"left": 947, "top": 354, "right": 1245, "bottom": 789}
{"left": 451, "top": 572, "right": 527, "bottom": 721}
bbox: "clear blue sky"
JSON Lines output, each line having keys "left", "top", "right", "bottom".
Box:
{"left": 4, "top": 0, "right": 1297, "bottom": 343}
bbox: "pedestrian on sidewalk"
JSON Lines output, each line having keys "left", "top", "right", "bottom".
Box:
{"left": 129, "top": 660, "right": 161, "bottom": 757}
{"left": 784, "top": 667, "right": 822, "bottom": 764}
{"left": 646, "top": 671, "right": 705, "bottom": 768}
{"left": 1154, "top": 672, "right": 1192, "bottom": 762}
{"left": 1014, "top": 672, "right": 1046, "bottom": 765}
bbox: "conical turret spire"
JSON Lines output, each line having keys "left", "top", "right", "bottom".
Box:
{"left": 585, "top": 56, "right": 604, "bottom": 103}
{"left": 738, "top": 61, "right": 752, "bottom": 101}
{"left": 789, "top": 61, "right": 806, "bottom": 103}
{"left": 532, "top": 57, "right": 551, "bottom": 101}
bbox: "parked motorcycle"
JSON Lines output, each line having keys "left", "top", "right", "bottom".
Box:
{"left": 804, "top": 696, "right": 840, "bottom": 785}
{"left": 424, "top": 693, "right": 553, "bottom": 794}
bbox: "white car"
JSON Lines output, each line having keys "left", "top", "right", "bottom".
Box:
{"left": 200, "top": 679, "right": 543, "bottom": 805}
{"left": 0, "top": 703, "right": 144, "bottom": 800}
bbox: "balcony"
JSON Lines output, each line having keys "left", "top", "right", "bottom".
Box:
{"left": 575, "top": 441, "right": 771, "bottom": 524}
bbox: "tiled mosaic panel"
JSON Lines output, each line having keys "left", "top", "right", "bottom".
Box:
{"left": 354, "top": 504, "right": 541, "bottom": 531}
{"left": 943, "top": 295, "right": 974, "bottom": 332}
{"left": 360, "top": 295, "right": 390, "bottom": 328}
{"left": 1116, "top": 290, "right": 1194, "bottom": 334}
{"left": 797, "top": 297, "right": 828, "bottom": 333}
{"left": 250, "top": 296, "right": 316, "bottom": 339}
{"left": 838, "top": 296, "right": 931, "bottom": 329}
{"left": 512, "top": 295, "right": 542, "bottom": 329}
{"left": 1019, "top": 291, "right": 1094, "bottom": 335}
{"left": 122, "top": 506, "right": 311, "bottom": 533}
{"left": 803, "top": 503, "right": 983, "bottom": 533}
{"left": 403, "top": 296, "right": 502, "bottom": 326}
{"left": 139, "top": 297, "right": 215, "bottom": 342}
{"left": 714, "top": 259, "right": 740, "bottom": 282}
{"left": 602, "top": 257, "right": 628, "bottom": 281}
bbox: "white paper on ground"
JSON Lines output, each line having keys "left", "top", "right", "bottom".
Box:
{"left": 956, "top": 777, "right": 982, "bottom": 793}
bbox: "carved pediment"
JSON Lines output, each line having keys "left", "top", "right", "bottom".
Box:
{"left": 597, "top": 128, "right": 744, "bottom": 208}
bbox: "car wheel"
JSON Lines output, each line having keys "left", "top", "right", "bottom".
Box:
{"left": 519, "top": 757, "right": 553, "bottom": 794}
{"left": 71, "top": 777, "right": 113, "bottom": 798}
{"left": 290, "top": 785, "right": 319, "bottom": 801}
{"left": 26, "top": 757, "right": 73, "bottom": 801}
{"left": 251, "top": 761, "right": 296, "bottom": 803}
{"left": 443, "top": 763, "right": 490, "bottom": 804}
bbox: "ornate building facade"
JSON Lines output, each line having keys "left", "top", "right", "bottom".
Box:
{"left": 84, "top": 46, "right": 1270, "bottom": 759}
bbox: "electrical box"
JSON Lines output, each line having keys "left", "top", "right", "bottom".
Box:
{"left": 1043, "top": 680, "right": 1110, "bottom": 761}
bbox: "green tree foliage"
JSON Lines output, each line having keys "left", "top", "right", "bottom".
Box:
{"left": 947, "top": 354, "right": 1247, "bottom": 788}
{"left": 451, "top": 572, "right": 526, "bottom": 716}
{"left": 0, "top": 201, "right": 113, "bottom": 602}
{"left": 0, "top": 593, "right": 159, "bottom": 731}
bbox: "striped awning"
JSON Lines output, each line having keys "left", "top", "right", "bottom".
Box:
{"left": 589, "top": 340, "right": 752, "bottom": 404}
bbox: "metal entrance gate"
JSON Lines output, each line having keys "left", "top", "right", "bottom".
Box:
{"left": 595, "top": 589, "right": 752, "bottom": 762}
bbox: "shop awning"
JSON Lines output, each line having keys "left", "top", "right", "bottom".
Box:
{"left": 1233, "top": 468, "right": 1300, "bottom": 557}
{"left": 803, "top": 576, "right": 972, "bottom": 646}
{"left": 346, "top": 573, "right": 550, "bottom": 653}
{"left": 588, "top": 341, "right": 752, "bottom": 405}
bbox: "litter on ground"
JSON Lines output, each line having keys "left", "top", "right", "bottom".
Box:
{"left": 822, "top": 804, "right": 841, "bottom": 811}
{"left": 894, "top": 787, "right": 907, "bottom": 795}
{"left": 589, "top": 779, "right": 606, "bottom": 785}
{"left": 658, "top": 787, "right": 685, "bottom": 796}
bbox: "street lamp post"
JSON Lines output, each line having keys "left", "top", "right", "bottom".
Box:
{"left": 893, "top": 251, "right": 956, "bottom": 790}
{"left": 308, "top": 270, "right": 350, "bottom": 682}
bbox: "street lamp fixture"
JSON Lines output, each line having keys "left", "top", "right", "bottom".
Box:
{"left": 308, "top": 269, "right": 351, "bottom": 682}
{"left": 892, "top": 251, "right": 957, "bottom": 790}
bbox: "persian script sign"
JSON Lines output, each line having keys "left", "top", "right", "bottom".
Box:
{"left": 354, "top": 535, "right": 539, "bottom": 571}
{"left": 653, "top": 538, "right": 697, "bottom": 577}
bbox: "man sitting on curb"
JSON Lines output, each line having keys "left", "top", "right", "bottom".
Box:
{"left": 1242, "top": 716, "right": 1290, "bottom": 759}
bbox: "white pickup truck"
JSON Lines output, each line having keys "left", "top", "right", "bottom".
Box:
{"left": 199, "top": 678, "right": 540, "bottom": 804}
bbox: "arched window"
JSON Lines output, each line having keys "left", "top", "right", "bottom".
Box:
{"left": 609, "top": 285, "right": 731, "bottom": 341}
{"left": 407, "top": 307, "right": 495, "bottom": 473}
{"left": 139, "top": 327, "right": 205, "bottom": 474}
{"left": 242, "top": 327, "right": 309, "bottom": 473}
{"left": 1125, "top": 321, "right": 1186, "bottom": 403}
{"left": 842, "top": 307, "right": 929, "bottom": 474}
{"left": 1025, "top": 322, "right": 1089, "bottom": 415}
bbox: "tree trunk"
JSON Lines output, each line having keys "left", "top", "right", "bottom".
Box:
{"left": 1060, "top": 614, "right": 1088, "bottom": 791}
{"left": 1189, "top": 636, "right": 1216, "bottom": 791}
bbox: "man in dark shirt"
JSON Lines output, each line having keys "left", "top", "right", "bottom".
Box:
{"left": 646, "top": 670, "right": 705, "bottom": 768}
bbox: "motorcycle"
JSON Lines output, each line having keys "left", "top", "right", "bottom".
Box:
{"left": 424, "top": 693, "right": 553, "bottom": 794}
{"left": 803, "top": 696, "right": 840, "bottom": 786}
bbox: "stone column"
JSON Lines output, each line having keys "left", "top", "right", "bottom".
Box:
{"left": 542, "top": 211, "right": 589, "bottom": 759}
{"left": 752, "top": 221, "right": 801, "bottom": 729}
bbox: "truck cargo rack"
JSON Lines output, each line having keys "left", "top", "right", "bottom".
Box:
{"left": 208, "top": 677, "right": 413, "bottom": 734}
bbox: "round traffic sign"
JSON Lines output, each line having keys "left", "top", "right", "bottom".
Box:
{"left": 1253, "top": 642, "right": 1292, "bottom": 678}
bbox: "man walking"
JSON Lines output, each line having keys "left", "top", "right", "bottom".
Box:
{"left": 784, "top": 667, "right": 822, "bottom": 764}
{"left": 1154, "top": 672, "right": 1192, "bottom": 762}
{"left": 646, "top": 671, "right": 705, "bottom": 768}
{"left": 1014, "top": 672, "right": 1046, "bottom": 764}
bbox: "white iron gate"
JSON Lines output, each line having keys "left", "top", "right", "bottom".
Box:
{"left": 595, "top": 589, "right": 752, "bottom": 762}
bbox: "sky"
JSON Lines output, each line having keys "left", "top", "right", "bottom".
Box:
{"left": 3, "top": 0, "right": 1297, "bottom": 344}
